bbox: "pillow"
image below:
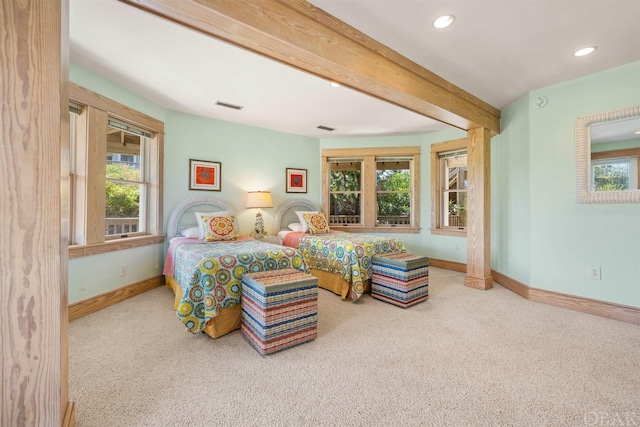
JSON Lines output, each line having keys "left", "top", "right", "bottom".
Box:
{"left": 303, "top": 212, "right": 331, "bottom": 234}
{"left": 202, "top": 215, "right": 238, "bottom": 242}
{"left": 181, "top": 226, "right": 200, "bottom": 238}
{"left": 295, "top": 210, "right": 318, "bottom": 233}
{"left": 194, "top": 211, "right": 231, "bottom": 239}
{"left": 287, "top": 223, "right": 304, "bottom": 232}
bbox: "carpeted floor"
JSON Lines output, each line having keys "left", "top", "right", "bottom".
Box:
{"left": 69, "top": 267, "right": 640, "bottom": 426}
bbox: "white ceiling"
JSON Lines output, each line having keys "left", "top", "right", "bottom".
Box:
{"left": 69, "top": 0, "right": 640, "bottom": 139}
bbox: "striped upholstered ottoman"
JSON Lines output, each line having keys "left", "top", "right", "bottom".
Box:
{"left": 371, "top": 253, "right": 429, "bottom": 308}
{"left": 241, "top": 269, "right": 318, "bottom": 355}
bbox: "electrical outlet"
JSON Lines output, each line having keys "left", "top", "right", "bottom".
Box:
{"left": 455, "top": 244, "right": 460, "bottom": 252}
{"left": 588, "top": 267, "right": 601, "bottom": 280}
{"left": 120, "top": 264, "right": 128, "bottom": 277}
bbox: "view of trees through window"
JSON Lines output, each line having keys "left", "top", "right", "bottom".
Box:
{"left": 105, "top": 128, "right": 144, "bottom": 236}
{"left": 592, "top": 160, "right": 630, "bottom": 191}
{"left": 376, "top": 160, "right": 411, "bottom": 225}
{"left": 329, "top": 161, "right": 362, "bottom": 225}
{"left": 329, "top": 158, "right": 412, "bottom": 226}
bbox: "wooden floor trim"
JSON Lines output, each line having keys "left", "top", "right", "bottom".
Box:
{"left": 62, "top": 401, "right": 76, "bottom": 427}
{"left": 68, "top": 276, "right": 164, "bottom": 321}
{"left": 429, "top": 258, "right": 466, "bottom": 273}
{"left": 429, "top": 258, "right": 640, "bottom": 325}
{"left": 491, "top": 270, "right": 529, "bottom": 299}
{"left": 528, "top": 287, "right": 640, "bottom": 325}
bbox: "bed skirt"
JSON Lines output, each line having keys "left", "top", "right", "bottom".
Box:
{"left": 309, "top": 268, "right": 370, "bottom": 301}
{"left": 165, "top": 275, "right": 241, "bottom": 338}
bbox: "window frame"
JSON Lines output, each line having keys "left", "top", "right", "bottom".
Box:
{"left": 68, "top": 83, "right": 164, "bottom": 258}
{"left": 590, "top": 147, "right": 640, "bottom": 191}
{"left": 322, "top": 146, "right": 420, "bottom": 233}
{"left": 431, "top": 138, "right": 468, "bottom": 236}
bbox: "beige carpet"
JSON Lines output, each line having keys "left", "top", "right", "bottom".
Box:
{"left": 69, "top": 267, "right": 640, "bottom": 426}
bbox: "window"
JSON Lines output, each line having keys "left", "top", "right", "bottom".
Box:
{"left": 376, "top": 158, "right": 411, "bottom": 226}
{"left": 328, "top": 159, "right": 362, "bottom": 225}
{"left": 323, "top": 147, "right": 420, "bottom": 233}
{"left": 69, "top": 83, "right": 164, "bottom": 257}
{"left": 105, "top": 120, "right": 151, "bottom": 238}
{"left": 592, "top": 159, "right": 631, "bottom": 191}
{"left": 431, "top": 138, "right": 467, "bottom": 236}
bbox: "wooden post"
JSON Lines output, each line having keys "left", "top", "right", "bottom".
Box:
{"left": 465, "top": 127, "right": 493, "bottom": 290}
{"left": 0, "top": 0, "right": 73, "bottom": 425}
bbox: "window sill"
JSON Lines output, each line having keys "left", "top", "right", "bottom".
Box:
{"left": 330, "top": 226, "right": 421, "bottom": 234}
{"left": 69, "top": 234, "right": 165, "bottom": 259}
{"left": 430, "top": 228, "right": 467, "bottom": 237}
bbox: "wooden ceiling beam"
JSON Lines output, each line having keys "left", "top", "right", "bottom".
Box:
{"left": 118, "top": 0, "right": 501, "bottom": 133}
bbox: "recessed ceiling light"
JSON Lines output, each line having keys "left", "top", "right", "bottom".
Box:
{"left": 433, "top": 14, "right": 455, "bottom": 29}
{"left": 574, "top": 46, "right": 597, "bottom": 57}
{"left": 330, "top": 82, "right": 341, "bottom": 88}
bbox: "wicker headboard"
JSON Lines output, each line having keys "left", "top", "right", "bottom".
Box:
{"left": 166, "top": 196, "right": 240, "bottom": 239}
{"left": 273, "top": 199, "right": 320, "bottom": 233}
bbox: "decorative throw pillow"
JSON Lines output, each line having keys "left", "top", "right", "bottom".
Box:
{"left": 202, "top": 215, "right": 238, "bottom": 241}
{"left": 295, "top": 210, "right": 318, "bottom": 233}
{"left": 194, "top": 211, "right": 231, "bottom": 239}
{"left": 287, "top": 223, "right": 304, "bottom": 232}
{"left": 181, "top": 226, "right": 201, "bottom": 238}
{"left": 303, "top": 213, "right": 331, "bottom": 234}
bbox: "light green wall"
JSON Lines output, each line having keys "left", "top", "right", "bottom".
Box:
{"left": 491, "top": 94, "right": 532, "bottom": 284}
{"left": 70, "top": 64, "right": 166, "bottom": 122}
{"left": 525, "top": 61, "right": 640, "bottom": 307}
{"left": 591, "top": 137, "right": 640, "bottom": 152}
{"left": 69, "top": 245, "right": 165, "bottom": 303}
{"left": 163, "top": 110, "right": 320, "bottom": 236}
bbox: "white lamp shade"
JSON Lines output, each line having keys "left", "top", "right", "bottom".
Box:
{"left": 246, "top": 191, "right": 273, "bottom": 208}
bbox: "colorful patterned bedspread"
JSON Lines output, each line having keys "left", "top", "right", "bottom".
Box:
{"left": 298, "top": 232, "right": 405, "bottom": 301}
{"left": 173, "top": 240, "right": 307, "bottom": 332}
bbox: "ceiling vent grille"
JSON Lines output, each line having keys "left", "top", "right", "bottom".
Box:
{"left": 215, "top": 101, "right": 244, "bottom": 110}
{"left": 317, "top": 125, "right": 335, "bottom": 131}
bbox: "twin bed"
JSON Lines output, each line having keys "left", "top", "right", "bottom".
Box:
{"left": 273, "top": 199, "right": 406, "bottom": 301}
{"left": 164, "top": 196, "right": 405, "bottom": 339}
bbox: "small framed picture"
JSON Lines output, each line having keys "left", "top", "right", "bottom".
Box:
{"left": 286, "top": 168, "right": 307, "bottom": 193}
{"left": 189, "top": 159, "right": 221, "bottom": 191}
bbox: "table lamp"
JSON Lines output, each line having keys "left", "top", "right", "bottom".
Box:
{"left": 246, "top": 191, "right": 273, "bottom": 238}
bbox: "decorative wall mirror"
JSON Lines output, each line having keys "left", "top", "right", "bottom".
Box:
{"left": 575, "top": 105, "right": 640, "bottom": 203}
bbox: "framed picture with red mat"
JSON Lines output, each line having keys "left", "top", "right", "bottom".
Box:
{"left": 286, "top": 168, "right": 307, "bottom": 193}
{"left": 189, "top": 159, "right": 221, "bottom": 191}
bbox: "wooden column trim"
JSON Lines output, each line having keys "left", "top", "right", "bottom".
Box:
{"left": 1, "top": 0, "right": 72, "bottom": 425}
{"left": 465, "top": 127, "right": 493, "bottom": 290}
{"left": 118, "top": 0, "right": 500, "bottom": 133}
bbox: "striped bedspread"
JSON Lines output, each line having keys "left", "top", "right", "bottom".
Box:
{"left": 172, "top": 239, "right": 306, "bottom": 332}
{"left": 297, "top": 232, "right": 405, "bottom": 301}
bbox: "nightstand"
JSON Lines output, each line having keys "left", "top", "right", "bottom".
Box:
{"left": 257, "top": 236, "right": 283, "bottom": 245}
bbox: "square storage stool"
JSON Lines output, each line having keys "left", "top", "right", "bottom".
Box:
{"left": 371, "top": 253, "right": 429, "bottom": 308}
{"left": 241, "top": 269, "right": 318, "bottom": 355}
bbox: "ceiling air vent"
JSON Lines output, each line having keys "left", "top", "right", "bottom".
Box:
{"left": 317, "top": 125, "right": 335, "bottom": 131}
{"left": 215, "top": 101, "right": 244, "bottom": 110}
